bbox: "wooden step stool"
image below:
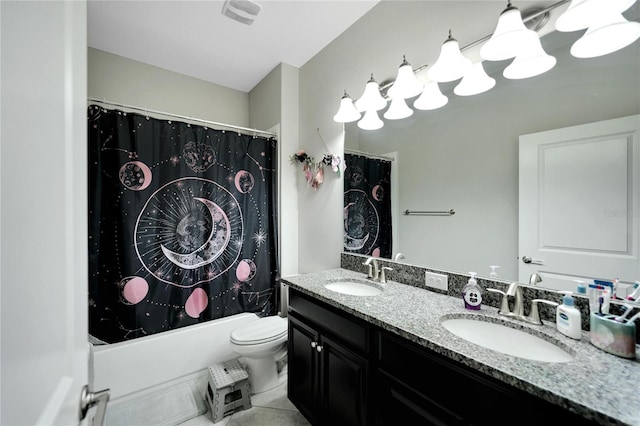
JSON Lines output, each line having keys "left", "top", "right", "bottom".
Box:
{"left": 205, "top": 359, "right": 252, "bottom": 423}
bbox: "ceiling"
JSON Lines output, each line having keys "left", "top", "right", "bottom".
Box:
{"left": 87, "top": 0, "right": 380, "bottom": 93}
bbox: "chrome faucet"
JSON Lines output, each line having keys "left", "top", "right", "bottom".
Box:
{"left": 529, "top": 273, "right": 543, "bottom": 286}
{"left": 488, "top": 282, "right": 558, "bottom": 325}
{"left": 393, "top": 252, "right": 405, "bottom": 261}
{"left": 363, "top": 257, "right": 379, "bottom": 281}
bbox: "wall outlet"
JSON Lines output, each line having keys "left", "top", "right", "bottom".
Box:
{"left": 425, "top": 271, "right": 448, "bottom": 291}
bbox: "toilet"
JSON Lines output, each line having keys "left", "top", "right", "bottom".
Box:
{"left": 230, "top": 315, "right": 288, "bottom": 394}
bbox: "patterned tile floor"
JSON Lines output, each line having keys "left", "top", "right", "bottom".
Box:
{"left": 179, "top": 369, "right": 310, "bottom": 426}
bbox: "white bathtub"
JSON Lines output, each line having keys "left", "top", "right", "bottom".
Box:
{"left": 91, "top": 312, "right": 260, "bottom": 399}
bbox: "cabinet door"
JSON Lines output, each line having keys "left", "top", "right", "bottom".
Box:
{"left": 319, "top": 334, "right": 369, "bottom": 426}
{"left": 377, "top": 371, "right": 465, "bottom": 426}
{"left": 288, "top": 315, "right": 319, "bottom": 423}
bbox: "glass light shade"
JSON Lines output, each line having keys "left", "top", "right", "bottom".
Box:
{"left": 503, "top": 35, "right": 557, "bottom": 79}
{"left": 413, "top": 81, "right": 448, "bottom": 111}
{"left": 427, "top": 32, "right": 472, "bottom": 82}
{"left": 384, "top": 95, "right": 414, "bottom": 120}
{"left": 556, "top": 0, "right": 636, "bottom": 32}
{"left": 333, "top": 91, "right": 361, "bottom": 123}
{"left": 358, "top": 109, "right": 384, "bottom": 130}
{"left": 391, "top": 56, "right": 423, "bottom": 99}
{"left": 570, "top": 10, "right": 640, "bottom": 58}
{"left": 454, "top": 62, "right": 496, "bottom": 96}
{"left": 355, "top": 74, "right": 387, "bottom": 112}
{"left": 480, "top": 4, "right": 534, "bottom": 61}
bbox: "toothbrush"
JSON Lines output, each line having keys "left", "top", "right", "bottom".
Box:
{"left": 627, "top": 281, "right": 640, "bottom": 301}
{"left": 613, "top": 304, "right": 635, "bottom": 322}
{"left": 626, "top": 311, "right": 640, "bottom": 323}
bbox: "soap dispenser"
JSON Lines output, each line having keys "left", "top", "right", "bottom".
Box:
{"left": 489, "top": 265, "right": 500, "bottom": 279}
{"left": 556, "top": 291, "right": 581, "bottom": 340}
{"left": 462, "top": 272, "right": 483, "bottom": 310}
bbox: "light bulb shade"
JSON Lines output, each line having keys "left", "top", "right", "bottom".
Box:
{"left": 480, "top": 5, "right": 534, "bottom": 61}
{"left": 391, "top": 57, "right": 423, "bottom": 99}
{"left": 427, "top": 34, "right": 472, "bottom": 82}
{"left": 503, "top": 36, "right": 557, "bottom": 79}
{"left": 454, "top": 62, "right": 496, "bottom": 96}
{"left": 570, "top": 11, "right": 640, "bottom": 58}
{"left": 355, "top": 76, "right": 387, "bottom": 112}
{"left": 333, "top": 92, "right": 361, "bottom": 123}
{"left": 384, "top": 96, "right": 414, "bottom": 120}
{"left": 358, "top": 109, "right": 384, "bottom": 130}
{"left": 413, "top": 81, "right": 448, "bottom": 111}
{"left": 556, "top": 0, "right": 636, "bottom": 32}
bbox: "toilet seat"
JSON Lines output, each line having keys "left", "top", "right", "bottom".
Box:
{"left": 230, "top": 315, "right": 287, "bottom": 346}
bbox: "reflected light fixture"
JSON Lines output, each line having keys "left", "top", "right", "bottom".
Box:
{"left": 391, "top": 56, "right": 423, "bottom": 99}
{"left": 481, "top": 1, "right": 536, "bottom": 61}
{"left": 384, "top": 93, "right": 414, "bottom": 120}
{"left": 427, "top": 30, "right": 472, "bottom": 82}
{"left": 358, "top": 109, "right": 384, "bottom": 130}
{"left": 555, "top": 0, "right": 636, "bottom": 32}
{"left": 333, "top": 90, "right": 361, "bottom": 123}
{"left": 354, "top": 74, "right": 387, "bottom": 113}
{"left": 454, "top": 62, "right": 496, "bottom": 96}
{"left": 503, "top": 33, "right": 557, "bottom": 79}
{"left": 414, "top": 81, "right": 448, "bottom": 111}
{"left": 570, "top": 10, "right": 640, "bottom": 58}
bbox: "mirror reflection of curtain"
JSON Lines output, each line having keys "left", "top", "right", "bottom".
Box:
{"left": 88, "top": 105, "right": 279, "bottom": 343}
{"left": 343, "top": 153, "right": 392, "bottom": 258}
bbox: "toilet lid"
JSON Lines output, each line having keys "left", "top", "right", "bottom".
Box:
{"left": 230, "top": 315, "right": 288, "bottom": 345}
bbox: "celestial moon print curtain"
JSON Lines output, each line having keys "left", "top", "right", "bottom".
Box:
{"left": 88, "top": 105, "right": 279, "bottom": 343}
{"left": 343, "top": 153, "right": 392, "bottom": 258}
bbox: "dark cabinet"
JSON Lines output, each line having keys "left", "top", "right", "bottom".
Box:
{"left": 288, "top": 290, "right": 370, "bottom": 426}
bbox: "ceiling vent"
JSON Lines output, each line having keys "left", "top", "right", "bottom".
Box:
{"left": 221, "top": 0, "right": 262, "bottom": 25}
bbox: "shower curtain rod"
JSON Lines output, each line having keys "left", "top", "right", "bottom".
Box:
{"left": 345, "top": 148, "right": 395, "bottom": 162}
{"left": 87, "top": 98, "right": 277, "bottom": 138}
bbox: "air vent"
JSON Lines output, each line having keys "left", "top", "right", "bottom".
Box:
{"left": 221, "top": 0, "right": 262, "bottom": 25}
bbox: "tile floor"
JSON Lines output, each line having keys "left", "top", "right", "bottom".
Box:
{"left": 179, "top": 368, "right": 310, "bottom": 426}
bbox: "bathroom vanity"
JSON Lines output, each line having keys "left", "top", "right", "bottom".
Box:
{"left": 283, "top": 269, "right": 640, "bottom": 426}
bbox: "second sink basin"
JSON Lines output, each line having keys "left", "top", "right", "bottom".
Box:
{"left": 441, "top": 317, "right": 574, "bottom": 363}
{"left": 324, "top": 279, "right": 383, "bottom": 296}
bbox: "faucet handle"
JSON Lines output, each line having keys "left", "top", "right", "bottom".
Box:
{"left": 380, "top": 266, "right": 393, "bottom": 284}
{"left": 524, "top": 299, "right": 559, "bottom": 325}
{"left": 487, "top": 288, "right": 511, "bottom": 316}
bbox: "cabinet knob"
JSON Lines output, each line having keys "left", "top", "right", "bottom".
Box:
{"left": 311, "top": 341, "right": 317, "bottom": 349}
{"left": 316, "top": 345, "right": 323, "bottom": 352}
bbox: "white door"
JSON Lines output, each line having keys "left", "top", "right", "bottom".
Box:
{"left": 519, "top": 115, "right": 640, "bottom": 293}
{"left": 1, "top": 1, "right": 95, "bottom": 425}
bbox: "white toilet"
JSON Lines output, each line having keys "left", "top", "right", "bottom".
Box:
{"left": 230, "top": 315, "right": 288, "bottom": 394}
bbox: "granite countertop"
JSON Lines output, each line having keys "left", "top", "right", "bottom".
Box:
{"left": 282, "top": 268, "right": 640, "bottom": 426}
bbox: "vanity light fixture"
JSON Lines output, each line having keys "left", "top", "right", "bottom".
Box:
{"left": 414, "top": 80, "right": 449, "bottom": 111}
{"left": 454, "top": 62, "right": 496, "bottom": 96}
{"left": 384, "top": 91, "right": 414, "bottom": 120}
{"left": 358, "top": 109, "right": 384, "bottom": 130}
{"left": 390, "top": 56, "right": 423, "bottom": 99}
{"left": 333, "top": 90, "right": 361, "bottom": 123}
{"left": 427, "top": 30, "right": 472, "bottom": 82}
{"left": 503, "top": 32, "right": 557, "bottom": 79}
{"left": 480, "top": 1, "right": 538, "bottom": 61}
{"left": 354, "top": 74, "right": 387, "bottom": 113}
{"left": 556, "top": 0, "right": 640, "bottom": 58}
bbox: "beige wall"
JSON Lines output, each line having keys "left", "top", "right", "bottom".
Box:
{"left": 88, "top": 48, "right": 249, "bottom": 126}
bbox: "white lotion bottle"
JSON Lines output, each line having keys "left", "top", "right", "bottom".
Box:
{"left": 556, "top": 291, "right": 581, "bottom": 340}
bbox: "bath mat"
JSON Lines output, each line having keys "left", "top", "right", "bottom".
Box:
{"left": 106, "top": 381, "right": 206, "bottom": 426}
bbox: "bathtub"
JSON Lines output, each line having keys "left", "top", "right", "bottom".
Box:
{"left": 91, "top": 312, "right": 260, "bottom": 400}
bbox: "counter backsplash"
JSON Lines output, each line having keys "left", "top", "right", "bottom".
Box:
{"left": 340, "top": 252, "right": 640, "bottom": 344}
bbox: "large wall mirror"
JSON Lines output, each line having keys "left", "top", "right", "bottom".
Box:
{"left": 344, "top": 22, "right": 640, "bottom": 295}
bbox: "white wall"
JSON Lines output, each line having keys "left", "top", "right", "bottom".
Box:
{"left": 296, "top": 1, "right": 640, "bottom": 276}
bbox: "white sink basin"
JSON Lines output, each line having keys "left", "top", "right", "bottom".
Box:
{"left": 441, "top": 317, "right": 574, "bottom": 363}
{"left": 324, "top": 279, "right": 383, "bottom": 296}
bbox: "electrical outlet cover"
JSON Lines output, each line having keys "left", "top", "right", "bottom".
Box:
{"left": 425, "top": 271, "right": 448, "bottom": 291}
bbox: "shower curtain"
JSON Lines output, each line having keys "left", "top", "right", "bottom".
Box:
{"left": 343, "top": 153, "right": 392, "bottom": 258}
{"left": 88, "top": 105, "right": 279, "bottom": 343}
